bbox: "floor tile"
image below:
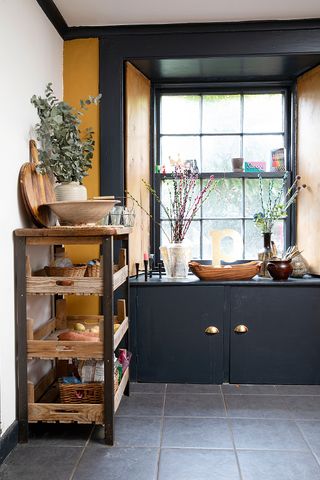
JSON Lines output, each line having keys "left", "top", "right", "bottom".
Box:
{"left": 231, "top": 418, "right": 308, "bottom": 450}
{"left": 158, "top": 448, "right": 240, "bottom": 480}
{"left": 237, "top": 450, "right": 320, "bottom": 480}
{"left": 130, "top": 382, "right": 166, "bottom": 394}
{"left": 166, "top": 383, "right": 221, "bottom": 394}
{"left": 165, "top": 393, "right": 226, "bottom": 417}
{"left": 297, "top": 421, "right": 320, "bottom": 458}
{"left": 116, "top": 393, "right": 164, "bottom": 416}
{"left": 73, "top": 447, "right": 158, "bottom": 480}
{"left": 225, "top": 394, "right": 294, "bottom": 419}
{"left": 284, "top": 395, "right": 320, "bottom": 420}
{"left": 28, "top": 423, "right": 93, "bottom": 446}
{"left": 222, "top": 384, "right": 277, "bottom": 395}
{"left": 0, "top": 445, "right": 82, "bottom": 480}
{"left": 162, "top": 417, "right": 233, "bottom": 449}
{"left": 91, "top": 417, "right": 162, "bottom": 447}
{"left": 276, "top": 385, "right": 320, "bottom": 396}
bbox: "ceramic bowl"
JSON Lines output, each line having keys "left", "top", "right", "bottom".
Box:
{"left": 45, "top": 200, "right": 120, "bottom": 226}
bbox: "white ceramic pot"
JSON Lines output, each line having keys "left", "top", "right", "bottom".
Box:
{"left": 55, "top": 181, "right": 87, "bottom": 201}
{"left": 160, "top": 242, "right": 192, "bottom": 278}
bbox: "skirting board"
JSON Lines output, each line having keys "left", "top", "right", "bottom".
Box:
{"left": 0, "top": 421, "right": 18, "bottom": 464}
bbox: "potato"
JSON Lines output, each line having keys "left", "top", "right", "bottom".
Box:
{"left": 90, "top": 326, "right": 99, "bottom": 334}
{"left": 74, "top": 322, "right": 86, "bottom": 332}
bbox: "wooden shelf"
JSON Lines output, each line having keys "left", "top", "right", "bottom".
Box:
{"left": 114, "top": 368, "right": 129, "bottom": 413}
{"left": 28, "top": 402, "right": 104, "bottom": 424}
{"left": 114, "top": 317, "right": 129, "bottom": 350}
{"left": 26, "top": 265, "right": 128, "bottom": 295}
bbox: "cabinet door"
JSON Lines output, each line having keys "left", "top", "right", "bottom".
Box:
{"left": 136, "top": 286, "right": 225, "bottom": 384}
{"left": 230, "top": 287, "right": 320, "bottom": 384}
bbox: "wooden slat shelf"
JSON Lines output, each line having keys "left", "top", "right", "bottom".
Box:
{"left": 28, "top": 402, "right": 104, "bottom": 424}
{"left": 114, "top": 317, "right": 129, "bottom": 350}
{"left": 26, "top": 265, "right": 128, "bottom": 295}
{"left": 114, "top": 368, "right": 129, "bottom": 413}
{"left": 28, "top": 339, "right": 103, "bottom": 360}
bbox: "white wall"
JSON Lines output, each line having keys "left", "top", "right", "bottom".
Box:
{"left": 0, "top": 0, "right": 63, "bottom": 435}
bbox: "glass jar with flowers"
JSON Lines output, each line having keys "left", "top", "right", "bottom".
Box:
{"left": 127, "top": 166, "right": 215, "bottom": 278}
{"left": 253, "top": 174, "right": 306, "bottom": 276}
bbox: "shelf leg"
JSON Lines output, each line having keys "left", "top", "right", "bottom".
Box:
{"left": 102, "top": 236, "right": 114, "bottom": 445}
{"left": 122, "top": 237, "right": 130, "bottom": 397}
{"left": 14, "top": 235, "right": 28, "bottom": 442}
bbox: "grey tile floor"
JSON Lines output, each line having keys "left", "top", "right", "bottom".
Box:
{"left": 3, "top": 383, "right": 320, "bottom": 479}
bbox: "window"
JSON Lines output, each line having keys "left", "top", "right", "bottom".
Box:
{"left": 155, "top": 91, "right": 290, "bottom": 260}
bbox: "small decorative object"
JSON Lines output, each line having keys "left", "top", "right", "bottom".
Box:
{"left": 245, "top": 161, "right": 266, "bottom": 172}
{"left": 189, "top": 261, "right": 261, "bottom": 281}
{"left": 253, "top": 174, "right": 306, "bottom": 277}
{"left": 267, "top": 259, "right": 293, "bottom": 281}
{"left": 231, "top": 157, "right": 244, "bottom": 172}
{"left": 31, "top": 83, "right": 101, "bottom": 201}
{"left": 271, "top": 148, "right": 285, "bottom": 172}
{"left": 127, "top": 166, "right": 215, "bottom": 278}
{"left": 284, "top": 245, "right": 308, "bottom": 278}
{"left": 122, "top": 207, "right": 136, "bottom": 227}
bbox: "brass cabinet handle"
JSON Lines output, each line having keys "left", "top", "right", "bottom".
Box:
{"left": 234, "top": 324, "right": 249, "bottom": 334}
{"left": 205, "top": 326, "right": 220, "bottom": 335}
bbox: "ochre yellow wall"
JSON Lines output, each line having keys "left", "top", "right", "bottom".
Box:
{"left": 63, "top": 38, "right": 100, "bottom": 314}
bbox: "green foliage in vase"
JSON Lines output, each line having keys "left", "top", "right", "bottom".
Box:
{"left": 253, "top": 173, "right": 306, "bottom": 234}
{"left": 31, "top": 83, "right": 101, "bottom": 183}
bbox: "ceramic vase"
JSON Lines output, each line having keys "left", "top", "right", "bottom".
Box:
{"left": 267, "top": 259, "right": 293, "bottom": 281}
{"left": 159, "top": 242, "right": 191, "bottom": 278}
{"left": 55, "top": 181, "right": 87, "bottom": 201}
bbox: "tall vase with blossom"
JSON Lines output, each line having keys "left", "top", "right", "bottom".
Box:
{"left": 127, "top": 166, "right": 215, "bottom": 278}
{"left": 253, "top": 174, "right": 306, "bottom": 277}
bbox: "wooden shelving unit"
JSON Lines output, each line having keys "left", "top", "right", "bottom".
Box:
{"left": 14, "top": 226, "right": 131, "bottom": 445}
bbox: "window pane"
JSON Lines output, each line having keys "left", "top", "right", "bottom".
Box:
{"left": 202, "top": 135, "right": 241, "bottom": 172}
{"left": 243, "top": 134, "right": 284, "bottom": 171}
{"left": 160, "top": 95, "right": 200, "bottom": 134}
{"left": 245, "top": 220, "right": 284, "bottom": 259}
{"left": 202, "top": 220, "right": 243, "bottom": 260}
{"left": 202, "top": 94, "right": 241, "bottom": 133}
{"left": 245, "top": 178, "right": 285, "bottom": 218}
{"left": 203, "top": 179, "right": 243, "bottom": 218}
{"left": 160, "top": 136, "right": 200, "bottom": 172}
{"left": 160, "top": 220, "right": 200, "bottom": 259}
{"left": 160, "top": 179, "right": 200, "bottom": 219}
{"left": 243, "top": 94, "right": 283, "bottom": 133}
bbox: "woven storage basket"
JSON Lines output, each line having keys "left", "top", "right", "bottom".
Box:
{"left": 85, "top": 264, "right": 101, "bottom": 277}
{"left": 44, "top": 264, "right": 87, "bottom": 277}
{"left": 59, "top": 372, "right": 119, "bottom": 404}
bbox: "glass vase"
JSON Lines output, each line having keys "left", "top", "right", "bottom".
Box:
{"left": 258, "top": 232, "right": 274, "bottom": 277}
{"left": 159, "top": 242, "right": 191, "bottom": 278}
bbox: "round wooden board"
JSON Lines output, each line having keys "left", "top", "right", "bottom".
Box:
{"left": 19, "top": 140, "right": 57, "bottom": 227}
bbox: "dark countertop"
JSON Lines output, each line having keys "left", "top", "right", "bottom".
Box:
{"left": 130, "top": 274, "right": 320, "bottom": 287}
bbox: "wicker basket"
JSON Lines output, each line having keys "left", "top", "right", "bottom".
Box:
{"left": 44, "top": 264, "right": 87, "bottom": 277}
{"left": 189, "top": 261, "right": 261, "bottom": 281}
{"left": 59, "top": 372, "right": 119, "bottom": 404}
{"left": 85, "top": 264, "right": 101, "bottom": 277}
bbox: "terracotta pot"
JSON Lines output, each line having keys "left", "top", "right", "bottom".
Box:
{"left": 267, "top": 259, "right": 293, "bottom": 281}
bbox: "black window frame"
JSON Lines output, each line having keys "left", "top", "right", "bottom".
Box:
{"left": 151, "top": 84, "right": 294, "bottom": 263}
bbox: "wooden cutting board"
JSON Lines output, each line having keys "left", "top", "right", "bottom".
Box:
{"left": 19, "top": 140, "right": 56, "bottom": 227}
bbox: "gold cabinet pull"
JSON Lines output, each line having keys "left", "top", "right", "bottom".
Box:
{"left": 205, "top": 326, "right": 220, "bottom": 335}
{"left": 234, "top": 324, "right": 249, "bottom": 334}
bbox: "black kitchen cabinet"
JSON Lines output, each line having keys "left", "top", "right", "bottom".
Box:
{"left": 130, "top": 277, "right": 320, "bottom": 384}
{"left": 132, "top": 285, "right": 225, "bottom": 383}
{"left": 230, "top": 286, "right": 320, "bottom": 384}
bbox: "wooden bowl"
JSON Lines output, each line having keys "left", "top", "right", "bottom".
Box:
{"left": 45, "top": 200, "right": 120, "bottom": 226}
{"left": 189, "top": 261, "right": 261, "bottom": 281}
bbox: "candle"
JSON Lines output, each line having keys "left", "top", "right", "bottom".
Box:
{"left": 143, "top": 252, "right": 148, "bottom": 261}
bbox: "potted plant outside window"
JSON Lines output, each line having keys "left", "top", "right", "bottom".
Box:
{"left": 31, "top": 83, "right": 101, "bottom": 201}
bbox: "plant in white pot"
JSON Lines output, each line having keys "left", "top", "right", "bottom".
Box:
{"left": 31, "top": 83, "right": 101, "bottom": 201}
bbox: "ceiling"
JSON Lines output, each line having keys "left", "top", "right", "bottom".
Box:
{"left": 53, "top": 0, "right": 320, "bottom": 26}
